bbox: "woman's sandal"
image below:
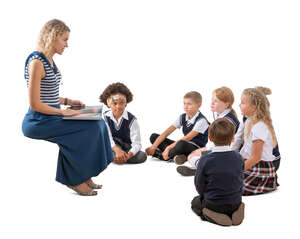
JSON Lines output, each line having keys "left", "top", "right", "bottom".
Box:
{"left": 85, "top": 181, "right": 103, "bottom": 190}
{"left": 67, "top": 186, "right": 97, "bottom": 196}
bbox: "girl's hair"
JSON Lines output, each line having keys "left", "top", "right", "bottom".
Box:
{"left": 184, "top": 91, "right": 202, "bottom": 104}
{"left": 99, "top": 82, "right": 133, "bottom": 105}
{"left": 213, "top": 86, "right": 237, "bottom": 118}
{"left": 37, "top": 19, "right": 70, "bottom": 59}
{"left": 243, "top": 87, "right": 277, "bottom": 146}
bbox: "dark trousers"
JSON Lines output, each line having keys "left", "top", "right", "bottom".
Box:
{"left": 191, "top": 195, "right": 240, "bottom": 221}
{"left": 273, "top": 158, "right": 280, "bottom": 171}
{"left": 150, "top": 133, "right": 198, "bottom": 159}
{"left": 113, "top": 137, "right": 147, "bottom": 164}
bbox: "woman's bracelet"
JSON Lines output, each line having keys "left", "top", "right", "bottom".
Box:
{"left": 64, "top": 97, "right": 68, "bottom": 105}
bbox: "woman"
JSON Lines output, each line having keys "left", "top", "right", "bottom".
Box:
{"left": 22, "top": 19, "right": 113, "bottom": 196}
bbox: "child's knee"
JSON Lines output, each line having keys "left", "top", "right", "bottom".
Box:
{"left": 150, "top": 133, "right": 159, "bottom": 143}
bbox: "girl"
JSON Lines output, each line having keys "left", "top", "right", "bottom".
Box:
{"left": 239, "top": 87, "right": 278, "bottom": 195}
{"left": 231, "top": 87, "right": 281, "bottom": 171}
{"left": 176, "top": 87, "right": 240, "bottom": 176}
{"left": 211, "top": 87, "right": 240, "bottom": 133}
{"left": 22, "top": 19, "right": 113, "bottom": 196}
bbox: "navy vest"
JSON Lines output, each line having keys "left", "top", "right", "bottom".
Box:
{"left": 224, "top": 111, "right": 240, "bottom": 133}
{"left": 242, "top": 116, "right": 280, "bottom": 159}
{"left": 180, "top": 112, "right": 209, "bottom": 147}
{"left": 104, "top": 111, "right": 136, "bottom": 145}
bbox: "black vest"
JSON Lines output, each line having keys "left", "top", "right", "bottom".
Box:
{"left": 224, "top": 111, "right": 240, "bottom": 133}
{"left": 104, "top": 111, "right": 136, "bottom": 145}
{"left": 180, "top": 112, "right": 209, "bottom": 147}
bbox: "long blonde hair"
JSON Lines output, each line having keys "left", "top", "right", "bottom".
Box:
{"left": 243, "top": 87, "right": 277, "bottom": 146}
{"left": 214, "top": 86, "right": 237, "bottom": 118}
{"left": 37, "top": 19, "right": 70, "bottom": 59}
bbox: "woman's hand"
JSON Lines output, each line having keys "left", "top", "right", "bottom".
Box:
{"left": 69, "top": 99, "right": 85, "bottom": 108}
{"left": 61, "top": 109, "right": 80, "bottom": 116}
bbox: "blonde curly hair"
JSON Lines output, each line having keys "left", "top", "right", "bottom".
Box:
{"left": 243, "top": 87, "right": 277, "bottom": 147}
{"left": 37, "top": 19, "right": 70, "bottom": 59}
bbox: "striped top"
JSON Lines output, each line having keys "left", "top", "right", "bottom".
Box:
{"left": 24, "top": 51, "right": 62, "bottom": 106}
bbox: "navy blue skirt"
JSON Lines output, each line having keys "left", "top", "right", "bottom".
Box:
{"left": 22, "top": 105, "right": 114, "bottom": 186}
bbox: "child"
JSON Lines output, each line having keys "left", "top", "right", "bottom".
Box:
{"left": 231, "top": 87, "right": 281, "bottom": 171}
{"left": 100, "top": 82, "right": 147, "bottom": 164}
{"left": 176, "top": 86, "right": 240, "bottom": 176}
{"left": 237, "top": 87, "right": 278, "bottom": 195}
{"left": 145, "top": 91, "right": 209, "bottom": 162}
{"left": 191, "top": 118, "right": 245, "bottom": 226}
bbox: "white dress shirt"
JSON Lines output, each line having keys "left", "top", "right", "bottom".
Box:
{"left": 103, "top": 110, "right": 142, "bottom": 156}
{"left": 173, "top": 111, "right": 209, "bottom": 134}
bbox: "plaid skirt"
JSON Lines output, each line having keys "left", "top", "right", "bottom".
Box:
{"left": 243, "top": 161, "right": 278, "bottom": 196}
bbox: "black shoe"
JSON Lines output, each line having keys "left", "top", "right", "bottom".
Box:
{"left": 176, "top": 166, "right": 196, "bottom": 176}
{"left": 152, "top": 148, "right": 164, "bottom": 161}
{"left": 174, "top": 154, "right": 187, "bottom": 165}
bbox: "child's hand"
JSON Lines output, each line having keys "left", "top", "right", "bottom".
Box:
{"left": 162, "top": 148, "right": 170, "bottom": 160}
{"left": 126, "top": 152, "right": 134, "bottom": 160}
{"left": 114, "top": 147, "right": 128, "bottom": 164}
{"left": 145, "top": 146, "right": 156, "bottom": 156}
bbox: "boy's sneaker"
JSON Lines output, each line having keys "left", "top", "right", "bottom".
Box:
{"left": 176, "top": 166, "right": 196, "bottom": 176}
{"left": 202, "top": 208, "right": 232, "bottom": 227}
{"left": 152, "top": 148, "right": 164, "bottom": 161}
{"left": 232, "top": 202, "right": 245, "bottom": 226}
{"left": 174, "top": 154, "right": 187, "bottom": 165}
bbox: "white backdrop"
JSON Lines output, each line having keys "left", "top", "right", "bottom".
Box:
{"left": 1, "top": 0, "right": 299, "bottom": 238}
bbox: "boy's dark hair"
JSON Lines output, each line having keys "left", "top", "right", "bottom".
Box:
{"left": 208, "top": 118, "right": 235, "bottom": 146}
{"left": 99, "top": 82, "right": 133, "bottom": 106}
{"left": 184, "top": 91, "right": 202, "bottom": 104}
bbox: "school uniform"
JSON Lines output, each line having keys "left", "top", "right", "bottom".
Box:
{"left": 191, "top": 146, "right": 244, "bottom": 221}
{"left": 22, "top": 51, "right": 113, "bottom": 186}
{"left": 240, "top": 119, "right": 278, "bottom": 196}
{"left": 187, "top": 109, "right": 240, "bottom": 169}
{"left": 103, "top": 110, "right": 147, "bottom": 164}
{"left": 150, "top": 111, "right": 209, "bottom": 160}
{"left": 231, "top": 116, "right": 281, "bottom": 171}
{"left": 213, "top": 109, "right": 240, "bottom": 133}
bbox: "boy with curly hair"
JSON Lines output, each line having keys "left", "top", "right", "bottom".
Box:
{"left": 100, "top": 82, "right": 147, "bottom": 164}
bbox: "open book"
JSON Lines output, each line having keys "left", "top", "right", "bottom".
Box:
{"left": 63, "top": 105, "right": 103, "bottom": 120}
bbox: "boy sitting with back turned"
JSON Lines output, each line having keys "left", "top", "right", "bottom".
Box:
{"left": 191, "top": 118, "right": 245, "bottom": 226}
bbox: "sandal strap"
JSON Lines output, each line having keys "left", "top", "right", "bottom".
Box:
{"left": 67, "top": 185, "right": 97, "bottom": 196}
{"left": 86, "top": 182, "right": 102, "bottom": 189}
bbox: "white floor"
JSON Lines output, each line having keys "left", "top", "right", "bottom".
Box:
{"left": 1, "top": 135, "right": 293, "bottom": 239}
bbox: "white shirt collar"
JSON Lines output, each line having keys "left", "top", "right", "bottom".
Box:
{"left": 185, "top": 111, "right": 200, "bottom": 124}
{"left": 106, "top": 110, "right": 128, "bottom": 124}
{"left": 215, "top": 109, "right": 231, "bottom": 119}
{"left": 211, "top": 145, "right": 232, "bottom": 152}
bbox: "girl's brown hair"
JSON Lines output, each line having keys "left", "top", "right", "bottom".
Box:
{"left": 213, "top": 86, "right": 237, "bottom": 118}
{"left": 243, "top": 87, "right": 277, "bottom": 146}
